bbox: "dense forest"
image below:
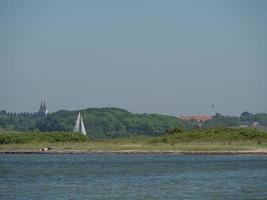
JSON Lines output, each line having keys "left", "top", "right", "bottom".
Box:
{"left": 0, "top": 108, "right": 266, "bottom": 138}
{"left": 0, "top": 108, "right": 185, "bottom": 138}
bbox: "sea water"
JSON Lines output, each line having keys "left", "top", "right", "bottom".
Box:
{"left": 0, "top": 154, "right": 267, "bottom": 200}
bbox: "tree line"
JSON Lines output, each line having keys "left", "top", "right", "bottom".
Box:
{"left": 0, "top": 108, "right": 266, "bottom": 138}
{"left": 0, "top": 107, "right": 185, "bottom": 138}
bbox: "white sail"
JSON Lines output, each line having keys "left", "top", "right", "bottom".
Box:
{"left": 80, "top": 116, "right": 87, "bottom": 135}
{"left": 73, "top": 112, "right": 81, "bottom": 132}
{"left": 73, "top": 112, "right": 87, "bottom": 135}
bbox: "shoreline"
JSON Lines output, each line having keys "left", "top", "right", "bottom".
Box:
{"left": 1, "top": 149, "right": 267, "bottom": 155}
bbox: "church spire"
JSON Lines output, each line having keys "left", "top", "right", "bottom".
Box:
{"left": 43, "top": 101, "right": 46, "bottom": 110}
{"left": 40, "top": 101, "right": 43, "bottom": 111}
{"left": 37, "top": 101, "right": 48, "bottom": 118}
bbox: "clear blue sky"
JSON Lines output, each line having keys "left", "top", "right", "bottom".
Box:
{"left": 0, "top": 0, "right": 266, "bottom": 116}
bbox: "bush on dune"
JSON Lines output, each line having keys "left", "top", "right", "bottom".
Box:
{"left": 151, "top": 128, "right": 267, "bottom": 144}
{"left": 0, "top": 132, "right": 88, "bottom": 144}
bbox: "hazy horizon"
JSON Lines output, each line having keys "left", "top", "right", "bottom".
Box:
{"left": 1, "top": 0, "right": 266, "bottom": 116}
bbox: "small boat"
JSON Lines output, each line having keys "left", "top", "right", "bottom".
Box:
{"left": 39, "top": 147, "right": 52, "bottom": 152}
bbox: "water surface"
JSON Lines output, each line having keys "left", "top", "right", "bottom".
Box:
{"left": 0, "top": 154, "right": 267, "bottom": 200}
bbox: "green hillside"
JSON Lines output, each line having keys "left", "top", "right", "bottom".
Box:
{"left": 2, "top": 108, "right": 267, "bottom": 139}
{"left": 0, "top": 107, "right": 185, "bottom": 138}
{"left": 37, "top": 107, "right": 185, "bottom": 138}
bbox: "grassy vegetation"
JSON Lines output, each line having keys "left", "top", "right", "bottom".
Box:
{"left": 0, "top": 132, "right": 88, "bottom": 144}
{"left": 0, "top": 128, "right": 267, "bottom": 152}
{"left": 0, "top": 140, "right": 266, "bottom": 152}
{"left": 151, "top": 127, "right": 267, "bottom": 144}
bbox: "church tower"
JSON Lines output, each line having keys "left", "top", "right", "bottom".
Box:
{"left": 37, "top": 101, "right": 48, "bottom": 118}
{"left": 40, "top": 102, "right": 43, "bottom": 111}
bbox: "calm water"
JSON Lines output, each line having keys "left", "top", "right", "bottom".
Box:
{"left": 0, "top": 154, "right": 267, "bottom": 200}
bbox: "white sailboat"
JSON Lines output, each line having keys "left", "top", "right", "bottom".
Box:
{"left": 73, "top": 112, "right": 87, "bottom": 135}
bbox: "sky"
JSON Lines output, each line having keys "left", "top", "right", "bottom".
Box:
{"left": 0, "top": 0, "right": 266, "bottom": 116}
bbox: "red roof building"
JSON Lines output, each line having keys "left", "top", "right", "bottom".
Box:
{"left": 179, "top": 115, "right": 213, "bottom": 122}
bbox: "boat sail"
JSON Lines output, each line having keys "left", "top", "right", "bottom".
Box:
{"left": 73, "top": 112, "right": 87, "bottom": 135}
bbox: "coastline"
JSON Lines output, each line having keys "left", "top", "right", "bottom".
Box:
{"left": 1, "top": 149, "right": 267, "bottom": 155}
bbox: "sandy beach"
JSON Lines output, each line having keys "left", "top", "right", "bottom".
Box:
{"left": 1, "top": 148, "right": 267, "bottom": 155}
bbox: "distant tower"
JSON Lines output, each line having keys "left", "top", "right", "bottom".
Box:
{"left": 37, "top": 101, "right": 48, "bottom": 118}
{"left": 40, "top": 101, "right": 43, "bottom": 111}
{"left": 43, "top": 101, "right": 48, "bottom": 116}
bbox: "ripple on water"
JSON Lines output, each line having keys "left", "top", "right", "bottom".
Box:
{"left": 0, "top": 154, "right": 267, "bottom": 200}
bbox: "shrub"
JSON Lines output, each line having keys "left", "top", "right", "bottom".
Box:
{"left": 0, "top": 132, "right": 88, "bottom": 144}
{"left": 150, "top": 128, "right": 267, "bottom": 144}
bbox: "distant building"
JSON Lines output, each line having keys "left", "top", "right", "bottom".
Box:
{"left": 37, "top": 101, "right": 48, "bottom": 118}
{"left": 252, "top": 122, "right": 259, "bottom": 127}
{"left": 179, "top": 115, "right": 213, "bottom": 122}
{"left": 239, "top": 121, "right": 259, "bottom": 128}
